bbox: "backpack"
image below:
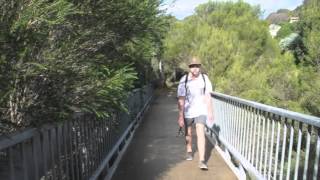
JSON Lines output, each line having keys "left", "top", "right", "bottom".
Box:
{"left": 184, "top": 72, "right": 206, "bottom": 95}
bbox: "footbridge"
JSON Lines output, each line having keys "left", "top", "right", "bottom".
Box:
{"left": 0, "top": 86, "right": 319, "bottom": 180}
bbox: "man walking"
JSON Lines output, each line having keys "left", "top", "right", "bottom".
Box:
{"left": 177, "top": 56, "right": 214, "bottom": 170}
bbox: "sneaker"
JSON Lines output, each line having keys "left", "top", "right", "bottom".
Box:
{"left": 186, "top": 152, "right": 193, "bottom": 161}
{"left": 199, "top": 161, "right": 208, "bottom": 170}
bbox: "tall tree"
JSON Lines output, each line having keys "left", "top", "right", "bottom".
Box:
{"left": 0, "top": 0, "right": 167, "bottom": 132}
{"left": 295, "top": 0, "right": 320, "bottom": 116}
{"left": 299, "top": 0, "right": 320, "bottom": 70}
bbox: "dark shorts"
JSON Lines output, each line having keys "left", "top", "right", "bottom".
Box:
{"left": 184, "top": 115, "right": 206, "bottom": 128}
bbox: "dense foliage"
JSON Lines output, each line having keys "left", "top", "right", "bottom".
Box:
{"left": 0, "top": 0, "right": 167, "bottom": 132}
{"left": 163, "top": 1, "right": 320, "bottom": 116}
{"left": 276, "top": 22, "right": 297, "bottom": 39}
{"left": 295, "top": 0, "right": 320, "bottom": 116}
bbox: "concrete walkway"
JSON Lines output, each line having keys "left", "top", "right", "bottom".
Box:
{"left": 111, "top": 90, "right": 237, "bottom": 180}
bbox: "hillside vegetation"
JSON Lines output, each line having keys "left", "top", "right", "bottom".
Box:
{"left": 163, "top": 0, "right": 320, "bottom": 117}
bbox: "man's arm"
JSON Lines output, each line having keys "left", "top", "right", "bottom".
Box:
{"left": 178, "top": 96, "right": 185, "bottom": 127}
{"left": 204, "top": 75, "right": 214, "bottom": 122}
{"left": 205, "top": 94, "right": 213, "bottom": 122}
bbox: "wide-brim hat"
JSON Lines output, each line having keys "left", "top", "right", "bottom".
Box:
{"left": 188, "top": 57, "right": 201, "bottom": 66}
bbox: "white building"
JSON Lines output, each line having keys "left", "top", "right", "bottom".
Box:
{"left": 269, "top": 24, "right": 281, "bottom": 38}
{"left": 289, "top": 16, "right": 299, "bottom": 23}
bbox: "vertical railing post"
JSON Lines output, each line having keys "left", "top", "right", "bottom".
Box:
{"left": 263, "top": 112, "right": 270, "bottom": 177}
{"left": 244, "top": 105, "right": 250, "bottom": 160}
{"left": 273, "top": 115, "right": 281, "bottom": 180}
{"left": 293, "top": 122, "right": 303, "bottom": 180}
{"left": 302, "top": 125, "right": 311, "bottom": 180}
{"left": 286, "top": 119, "right": 294, "bottom": 180}
{"left": 255, "top": 109, "right": 261, "bottom": 170}
{"left": 267, "top": 114, "right": 276, "bottom": 180}
{"left": 279, "top": 118, "right": 287, "bottom": 180}
{"left": 235, "top": 103, "right": 241, "bottom": 150}
{"left": 313, "top": 128, "right": 320, "bottom": 180}
{"left": 251, "top": 108, "right": 258, "bottom": 167}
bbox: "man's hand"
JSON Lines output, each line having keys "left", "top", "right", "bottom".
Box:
{"left": 207, "top": 114, "right": 214, "bottom": 123}
{"left": 206, "top": 114, "right": 214, "bottom": 128}
{"left": 178, "top": 115, "right": 184, "bottom": 127}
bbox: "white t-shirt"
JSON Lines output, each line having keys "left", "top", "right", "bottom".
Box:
{"left": 177, "top": 73, "right": 213, "bottom": 118}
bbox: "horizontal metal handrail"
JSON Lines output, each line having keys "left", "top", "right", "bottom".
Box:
{"left": 0, "top": 124, "right": 57, "bottom": 150}
{"left": 212, "top": 92, "right": 320, "bottom": 127}
{"left": 0, "top": 129, "right": 37, "bottom": 150}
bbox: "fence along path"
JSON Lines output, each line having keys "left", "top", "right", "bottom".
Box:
{"left": 111, "top": 90, "right": 237, "bottom": 180}
{"left": 0, "top": 86, "right": 153, "bottom": 180}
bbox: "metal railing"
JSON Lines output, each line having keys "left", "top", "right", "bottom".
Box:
{"left": 0, "top": 85, "right": 153, "bottom": 180}
{"left": 207, "top": 92, "right": 320, "bottom": 180}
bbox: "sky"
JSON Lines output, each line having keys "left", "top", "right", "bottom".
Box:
{"left": 161, "top": 0, "right": 304, "bottom": 19}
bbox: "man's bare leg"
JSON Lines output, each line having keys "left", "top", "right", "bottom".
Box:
{"left": 186, "top": 126, "right": 193, "bottom": 153}
{"left": 196, "top": 123, "right": 205, "bottom": 161}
